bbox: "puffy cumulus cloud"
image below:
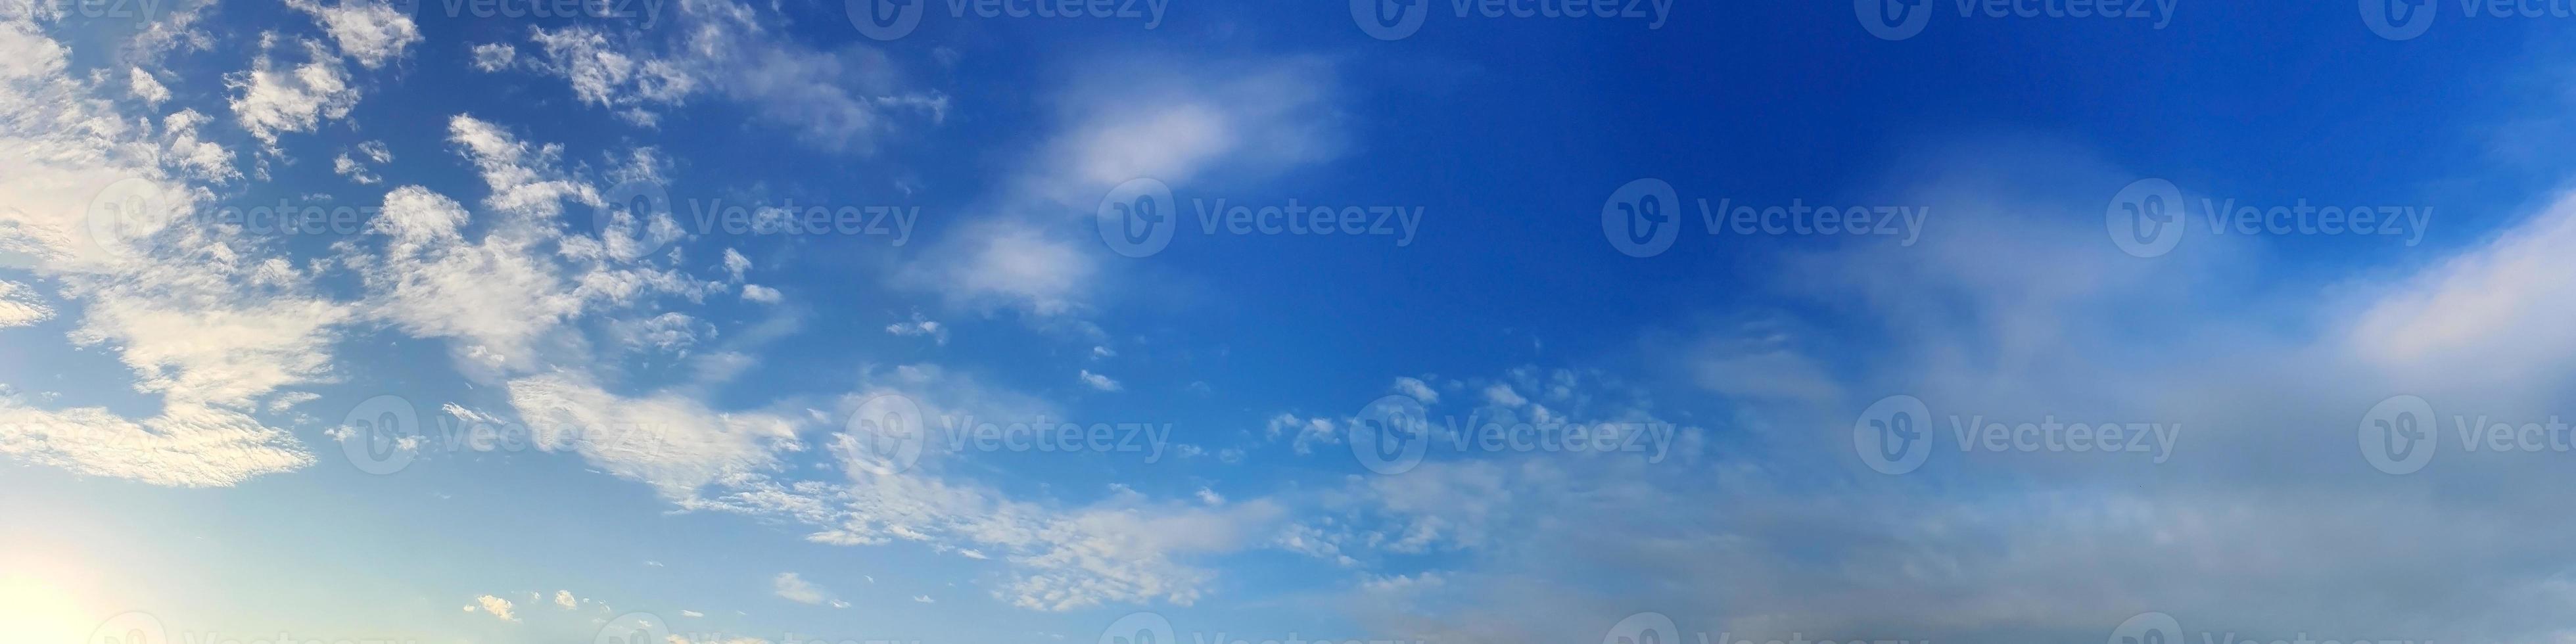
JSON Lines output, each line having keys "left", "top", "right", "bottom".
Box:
{"left": 344, "top": 118, "right": 708, "bottom": 375}
{"left": 467, "top": 595, "right": 518, "bottom": 622}
{"left": 126, "top": 68, "right": 168, "bottom": 104}
{"left": 225, "top": 38, "right": 360, "bottom": 150}
{"left": 1076, "top": 369, "right": 1120, "bottom": 392}
{"left": 502, "top": 372, "right": 803, "bottom": 498}
{"left": 503, "top": 0, "right": 943, "bottom": 150}
{"left": 283, "top": 0, "right": 419, "bottom": 68}
{"left": 0, "top": 13, "right": 349, "bottom": 488}
{"left": 469, "top": 42, "right": 516, "bottom": 72}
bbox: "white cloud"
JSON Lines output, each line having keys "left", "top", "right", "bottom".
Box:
{"left": 126, "top": 67, "right": 168, "bottom": 103}
{"left": 885, "top": 313, "right": 947, "bottom": 344}
{"left": 1266, "top": 413, "right": 1337, "bottom": 455}
{"left": 0, "top": 280, "right": 54, "bottom": 327}
{"left": 1077, "top": 369, "right": 1120, "bottom": 392}
{"left": 771, "top": 572, "right": 832, "bottom": 605}
{"left": 468, "top": 595, "right": 518, "bottom": 622}
{"left": 333, "top": 139, "right": 389, "bottom": 184}
{"left": 285, "top": 0, "right": 422, "bottom": 68}
{"left": 0, "top": 402, "right": 313, "bottom": 487}
{"left": 502, "top": 372, "right": 803, "bottom": 498}
{"left": 471, "top": 42, "right": 517, "bottom": 72}
{"left": 910, "top": 595, "right": 933, "bottom": 603}
{"left": 1392, "top": 377, "right": 1438, "bottom": 403}
{"left": 739, "top": 284, "right": 782, "bottom": 304}
{"left": 225, "top": 39, "right": 360, "bottom": 150}
{"left": 552, "top": 589, "right": 578, "bottom": 609}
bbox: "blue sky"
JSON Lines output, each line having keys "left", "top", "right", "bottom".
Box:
{"left": 9, "top": 1, "right": 2576, "bottom": 644}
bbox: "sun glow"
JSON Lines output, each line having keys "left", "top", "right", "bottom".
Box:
{"left": 0, "top": 574, "right": 89, "bottom": 643}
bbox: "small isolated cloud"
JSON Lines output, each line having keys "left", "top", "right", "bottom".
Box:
{"left": 468, "top": 595, "right": 518, "bottom": 622}
{"left": 552, "top": 589, "right": 577, "bottom": 609}
{"left": 772, "top": 572, "right": 832, "bottom": 605}
{"left": 1393, "top": 377, "right": 1439, "bottom": 403}
{"left": 911, "top": 595, "right": 933, "bottom": 603}
{"left": 471, "top": 42, "right": 516, "bottom": 72}
{"left": 886, "top": 313, "right": 947, "bottom": 344}
{"left": 1077, "top": 369, "right": 1121, "bottom": 392}
{"left": 741, "top": 284, "right": 782, "bottom": 304}
{"left": 680, "top": 610, "right": 705, "bottom": 618}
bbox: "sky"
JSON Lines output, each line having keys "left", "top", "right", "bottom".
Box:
{"left": 7, "top": 1, "right": 2576, "bottom": 643}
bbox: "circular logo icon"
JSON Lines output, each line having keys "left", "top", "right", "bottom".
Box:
{"left": 1603, "top": 612, "right": 1680, "bottom": 644}
{"left": 1097, "top": 177, "right": 1178, "bottom": 258}
{"left": 2359, "top": 0, "right": 2435, "bottom": 40}
{"left": 2360, "top": 394, "right": 2437, "bottom": 475}
{"left": 846, "top": 393, "right": 929, "bottom": 474}
{"left": 597, "top": 612, "right": 670, "bottom": 644}
{"left": 340, "top": 394, "right": 421, "bottom": 475}
{"left": 88, "top": 611, "right": 168, "bottom": 644}
{"left": 598, "top": 179, "right": 674, "bottom": 261}
{"left": 1099, "top": 612, "right": 1177, "bottom": 644}
{"left": 2107, "top": 177, "right": 2187, "bottom": 258}
{"left": 1603, "top": 178, "right": 1681, "bottom": 258}
{"left": 1350, "top": 394, "right": 1432, "bottom": 475}
{"left": 1856, "top": 0, "right": 1933, "bottom": 40}
{"left": 1351, "top": 0, "right": 1428, "bottom": 40}
{"left": 2109, "top": 612, "right": 2185, "bottom": 644}
{"left": 849, "top": 0, "right": 924, "bottom": 40}
{"left": 1854, "top": 394, "right": 1933, "bottom": 474}
{"left": 86, "top": 177, "right": 169, "bottom": 262}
